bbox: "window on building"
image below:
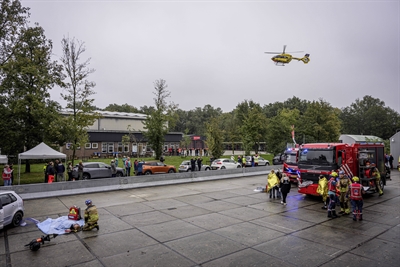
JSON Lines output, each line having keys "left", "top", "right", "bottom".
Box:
{"left": 92, "top": 143, "right": 98, "bottom": 149}
{"left": 123, "top": 143, "right": 129, "bottom": 153}
{"left": 108, "top": 143, "right": 114, "bottom": 153}
{"left": 102, "top": 143, "right": 107, "bottom": 153}
{"left": 118, "top": 142, "right": 123, "bottom": 152}
{"left": 85, "top": 143, "right": 91, "bottom": 149}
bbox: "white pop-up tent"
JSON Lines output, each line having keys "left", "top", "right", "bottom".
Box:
{"left": 18, "top": 142, "right": 66, "bottom": 185}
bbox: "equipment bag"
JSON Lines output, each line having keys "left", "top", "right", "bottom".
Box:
{"left": 68, "top": 206, "right": 81, "bottom": 220}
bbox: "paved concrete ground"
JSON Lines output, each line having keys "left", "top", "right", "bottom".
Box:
{"left": 1, "top": 170, "right": 399, "bottom": 267}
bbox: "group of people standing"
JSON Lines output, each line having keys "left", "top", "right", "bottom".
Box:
{"left": 2, "top": 164, "right": 14, "bottom": 186}
{"left": 318, "top": 171, "right": 367, "bottom": 221}
{"left": 112, "top": 156, "right": 144, "bottom": 176}
{"left": 266, "top": 169, "right": 292, "bottom": 205}
{"left": 43, "top": 160, "right": 77, "bottom": 183}
{"left": 190, "top": 157, "right": 203, "bottom": 171}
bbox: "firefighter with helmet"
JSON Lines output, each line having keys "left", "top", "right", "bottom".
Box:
{"left": 327, "top": 172, "right": 340, "bottom": 218}
{"left": 338, "top": 171, "right": 351, "bottom": 215}
{"left": 371, "top": 165, "right": 383, "bottom": 196}
{"left": 349, "top": 176, "right": 365, "bottom": 221}
{"left": 83, "top": 199, "right": 99, "bottom": 231}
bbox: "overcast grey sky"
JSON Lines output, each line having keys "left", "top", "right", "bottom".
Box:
{"left": 22, "top": 0, "right": 399, "bottom": 113}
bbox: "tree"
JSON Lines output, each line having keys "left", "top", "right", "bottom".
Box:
{"left": 235, "top": 100, "right": 267, "bottom": 154}
{"left": 104, "top": 103, "right": 140, "bottom": 113}
{"left": 266, "top": 108, "right": 300, "bottom": 154}
{"left": 60, "top": 36, "right": 98, "bottom": 165}
{"left": 143, "top": 79, "right": 177, "bottom": 160}
{"left": 299, "top": 99, "right": 341, "bottom": 142}
{"left": 219, "top": 111, "right": 240, "bottom": 153}
{"left": 0, "top": 0, "right": 30, "bottom": 68}
{"left": 0, "top": 25, "right": 63, "bottom": 172}
{"left": 205, "top": 117, "right": 225, "bottom": 159}
{"left": 180, "top": 129, "right": 192, "bottom": 155}
{"left": 340, "top": 95, "right": 400, "bottom": 140}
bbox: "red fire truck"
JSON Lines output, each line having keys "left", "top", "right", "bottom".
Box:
{"left": 297, "top": 142, "right": 388, "bottom": 196}
{"left": 282, "top": 148, "right": 299, "bottom": 183}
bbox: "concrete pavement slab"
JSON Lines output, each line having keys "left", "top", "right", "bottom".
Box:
{"left": 137, "top": 219, "right": 206, "bottom": 243}
{"left": 250, "top": 214, "right": 315, "bottom": 233}
{"left": 213, "top": 222, "right": 286, "bottom": 246}
{"left": 219, "top": 206, "right": 272, "bottom": 221}
{"left": 220, "top": 195, "right": 266, "bottom": 206}
{"left": 174, "top": 194, "right": 215, "bottom": 205}
{"left": 159, "top": 204, "right": 212, "bottom": 219}
{"left": 376, "top": 224, "right": 400, "bottom": 244}
{"left": 121, "top": 210, "right": 177, "bottom": 227}
{"left": 350, "top": 238, "right": 400, "bottom": 265}
{"left": 82, "top": 228, "right": 158, "bottom": 258}
{"left": 100, "top": 243, "right": 195, "bottom": 267}
{"left": 104, "top": 202, "right": 155, "bottom": 217}
{"left": 165, "top": 232, "right": 246, "bottom": 264}
{"left": 320, "top": 252, "right": 380, "bottom": 267}
{"left": 254, "top": 235, "right": 342, "bottom": 267}
{"left": 142, "top": 198, "right": 189, "bottom": 210}
{"left": 183, "top": 213, "right": 243, "bottom": 230}
{"left": 292, "top": 224, "right": 374, "bottom": 250}
{"left": 192, "top": 199, "right": 242, "bottom": 212}
{"left": 202, "top": 248, "right": 295, "bottom": 267}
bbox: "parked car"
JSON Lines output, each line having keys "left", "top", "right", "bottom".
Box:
{"left": 273, "top": 153, "right": 285, "bottom": 165}
{"left": 0, "top": 191, "right": 24, "bottom": 229}
{"left": 178, "top": 160, "right": 211, "bottom": 172}
{"left": 210, "top": 158, "right": 241, "bottom": 170}
{"left": 244, "top": 156, "right": 270, "bottom": 167}
{"left": 72, "top": 162, "right": 125, "bottom": 180}
{"left": 142, "top": 161, "right": 176, "bottom": 175}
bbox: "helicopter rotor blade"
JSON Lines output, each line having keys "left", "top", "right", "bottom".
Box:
{"left": 264, "top": 52, "right": 281, "bottom": 54}
{"left": 283, "top": 45, "right": 286, "bottom": 54}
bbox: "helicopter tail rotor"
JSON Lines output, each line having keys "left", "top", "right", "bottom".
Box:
{"left": 301, "top": 54, "right": 310, "bottom": 64}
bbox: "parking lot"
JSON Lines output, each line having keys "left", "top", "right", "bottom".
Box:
{"left": 1, "top": 170, "right": 399, "bottom": 267}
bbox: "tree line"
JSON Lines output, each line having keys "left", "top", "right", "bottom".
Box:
{"left": 1, "top": 1, "right": 399, "bottom": 166}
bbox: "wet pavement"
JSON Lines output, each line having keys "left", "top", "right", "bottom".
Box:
{"left": 1, "top": 170, "right": 399, "bottom": 267}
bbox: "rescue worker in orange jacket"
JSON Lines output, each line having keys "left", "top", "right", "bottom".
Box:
{"left": 337, "top": 171, "right": 351, "bottom": 215}
{"left": 349, "top": 176, "right": 365, "bottom": 221}
{"left": 83, "top": 199, "right": 99, "bottom": 231}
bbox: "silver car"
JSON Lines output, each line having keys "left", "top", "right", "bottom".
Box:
{"left": 72, "top": 162, "right": 125, "bottom": 179}
{"left": 178, "top": 160, "right": 211, "bottom": 172}
{"left": 245, "top": 156, "right": 270, "bottom": 167}
{"left": 0, "top": 190, "right": 24, "bottom": 229}
{"left": 211, "top": 158, "right": 242, "bottom": 170}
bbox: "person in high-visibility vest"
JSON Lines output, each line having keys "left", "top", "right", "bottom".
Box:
{"left": 349, "top": 176, "right": 365, "bottom": 221}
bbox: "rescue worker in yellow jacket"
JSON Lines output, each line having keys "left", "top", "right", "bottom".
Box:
{"left": 372, "top": 166, "right": 383, "bottom": 196}
{"left": 83, "top": 199, "right": 99, "bottom": 231}
{"left": 317, "top": 175, "right": 328, "bottom": 209}
{"left": 337, "top": 171, "right": 351, "bottom": 215}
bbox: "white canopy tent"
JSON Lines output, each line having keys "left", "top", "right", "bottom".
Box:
{"left": 18, "top": 142, "right": 66, "bottom": 185}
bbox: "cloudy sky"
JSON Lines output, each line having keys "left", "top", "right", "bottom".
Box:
{"left": 22, "top": 0, "right": 399, "bottom": 113}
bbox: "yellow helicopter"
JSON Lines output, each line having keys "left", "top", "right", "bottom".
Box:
{"left": 265, "top": 45, "right": 310, "bottom": 66}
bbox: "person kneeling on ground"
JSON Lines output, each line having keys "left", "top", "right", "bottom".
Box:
{"left": 83, "top": 199, "right": 99, "bottom": 231}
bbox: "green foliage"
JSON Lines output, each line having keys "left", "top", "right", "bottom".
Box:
{"left": 143, "top": 79, "right": 177, "bottom": 160}
{"left": 340, "top": 95, "right": 400, "bottom": 140}
{"left": 104, "top": 103, "right": 140, "bottom": 113}
{"left": 205, "top": 117, "right": 225, "bottom": 159}
{"left": 0, "top": 24, "right": 63, "bottom": 173}
{"left": 60, "top": 36, "right": 99, "bottom": 165}
{"left": 299, "top": 99, "right": 341, "bottom": 142}
{"left": 0, "top": 0, "right": 30, "bottom": 67}
{"left": 266, "top": 108, "right": 300, "bottom": 154}
{"left": 180, "top": 129, "right": 192, "bottom": 150}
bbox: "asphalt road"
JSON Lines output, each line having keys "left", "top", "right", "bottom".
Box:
{"left": 1, "top": 170, "right": 399, "bottom": 267}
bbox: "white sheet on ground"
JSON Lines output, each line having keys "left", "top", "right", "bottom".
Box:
{"left": 37, "top": 216, "right": 85, "bottom": 235}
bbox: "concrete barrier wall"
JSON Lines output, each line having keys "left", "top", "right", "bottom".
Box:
{"left": 1, "top": 166, "right": 279, "bottom": 200}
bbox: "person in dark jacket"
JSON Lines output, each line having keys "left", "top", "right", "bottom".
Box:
{"left": 197, "top": 157, "right": 203, "bottom": 171}
{"left": 190, "top": 157, "right": 197, "bottom": 171}
{"left": 46, "top": 162, "right": 55, "bottom": 183}
{"left": 280, "top": 173, "right": 291, "bottom": 205}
